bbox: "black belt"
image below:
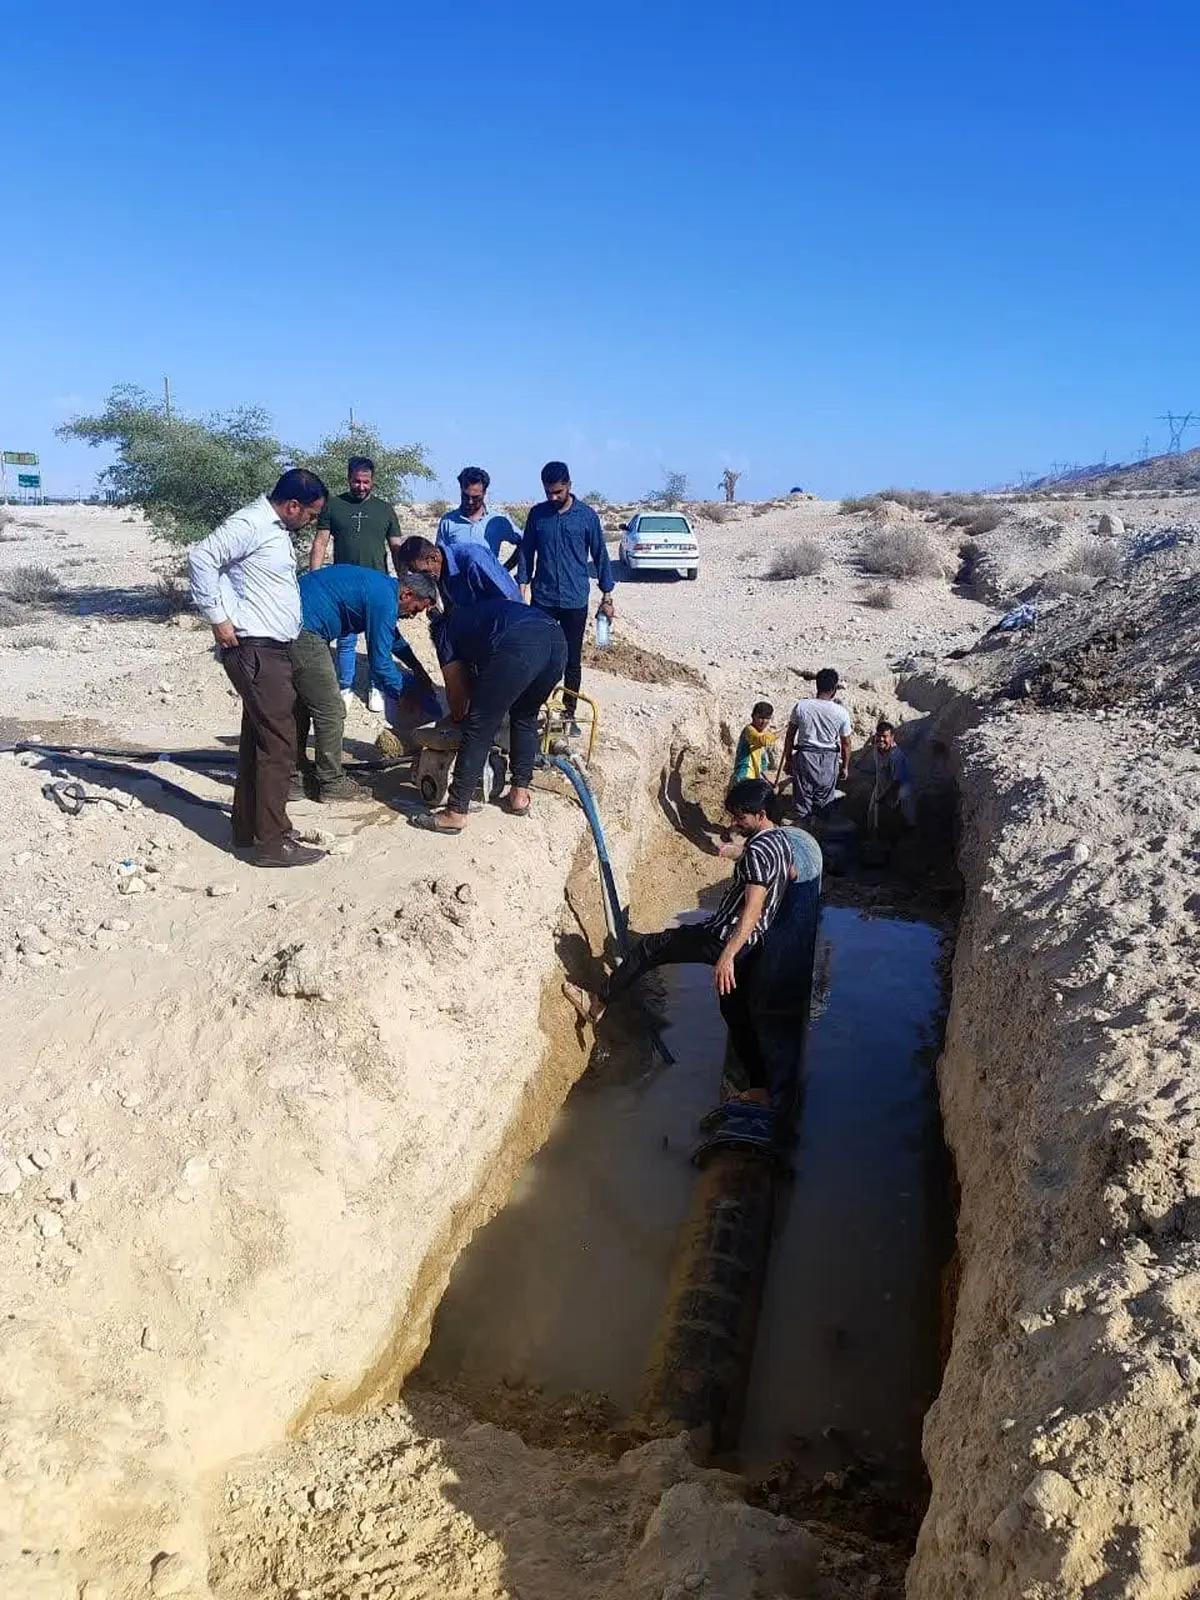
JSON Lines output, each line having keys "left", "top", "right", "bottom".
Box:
{"left": 230, "top": 635, "right": 292, "bottom": 650}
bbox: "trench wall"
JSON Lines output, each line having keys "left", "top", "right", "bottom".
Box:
{"left": 911, "top": 700, "right": 1200, "bottom": 1598}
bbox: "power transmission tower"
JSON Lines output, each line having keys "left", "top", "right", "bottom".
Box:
{"left": 1158, "top": 412, "right": 1197, "bottom": 454}
{"left": 1140, "top": 435, "right": 1151, "bottom": 461}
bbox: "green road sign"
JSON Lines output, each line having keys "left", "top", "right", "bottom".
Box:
{"left": 3, "top": 451, "right": 38, "bottom": 466}
{"left": 17, "top": 474, "right": 41, "bottom": 489}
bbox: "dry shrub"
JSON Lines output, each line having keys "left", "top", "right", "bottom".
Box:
{"left": 955, "top": 539, "right": 982, "bottom": 589}
{"left": 839, "top": 495, "right": 883, "bottom": 516}
{"left": 154, "top": 574, "right": 192, "bottom": 616}
{"left": 12, "top": 632, "right": 59, "bottom": 651}
{"left": 859, "top": 525, "right": 941, "bottom": 579}
{"left": 767, "top": 539, "right": 826, "bottom": 579}
{"left": 0, "top": 596, "right": 21, "bottom": 626}
{"left": 862, "top": 582, "right": 896, "bottom": 610}
{"left": 506, "top": 502, "right": 531, "bottom": 532}
{"left": 1042, "top": 503, "right": 1073, "bottom": 526}
{"left": 751, "top": 503, "right": 774, "bottom": 517}
{"left": 878, "top": 488, "right": 935, "bottom": 511}
{"left": 695, "top": 502, "right": 731, "bottom": 524}
{"left": 1066, "top": 539, "right": 1122, "bottom": 580}
{"left": 4, "top": 564, "right": 62, "bottom": 604}
{"left": 426, "top": 499, "right": 451, "bottom": 519}
{"left": 958, "top": 507, "right": 1005, "bottom": 536}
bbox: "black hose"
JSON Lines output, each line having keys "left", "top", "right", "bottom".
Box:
{"left": 9, "top": 746, "right": 231, "bottom": 815}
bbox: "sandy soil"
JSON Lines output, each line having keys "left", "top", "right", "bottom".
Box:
{"left": 2, "top": 492, "right": 1197, "bottom": 1599}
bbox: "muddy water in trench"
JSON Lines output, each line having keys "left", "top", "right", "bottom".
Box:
{"left": 416, "top": 903, "right": 950, "bottom": 1486}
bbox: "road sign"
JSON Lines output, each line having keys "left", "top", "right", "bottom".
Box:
{"left": 17, "top": 474, "right": 41, "bottom": 489}
{"left": 2, "top": 451, "right": 38, "bottom": 466}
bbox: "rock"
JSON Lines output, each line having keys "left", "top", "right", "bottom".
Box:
{"left": 71, "top": 1179, "right": 90, "bottom": 1204}
{"left": 311, "top": 1486, "right": 335, "bottom": 1511}
{"left": 206, "top": 883, "right": 237, "bottom": 898}
{"left": 1097, "top": 512, "right": 1124, "bottom": 538}
{"left": 34, "top": 1210, "right": 63, "bottom": 1238}
{"left": 156, "top": 680, "right": 174, "bottom": 694}
{"left": 80, "top": 1582, "right": 108, "bottom": 1600}
{"left": 101, "top": 918, "right": 131, "bottom": 933}
{"left": 54, "top": 1113, "right": 77, "bottom": 1138}
{"left": 626, "top": 1480, "right": 820, "bottom": 1600}
{"left": 44, "top": 1179, "right": 69, "bottom": 1202}
{"left": 0, "top": 1163, "right": 22, "bottom": 1196}
{"left": 454, "top": 882, "right": 474, "bottom": 904}
{"left": 141, "top": 1324, "right": 160, "bottom": 1351}
{"left": 29, "top": 1148, "right": 53, "bottom": 1170}
{"left": 149, "top": 1552, "right": 194, "bottom": 1596}
{"left": 269, "top": 944, "right": 330, "bottom": 1001}
{"left": 182, "top": 1155, "right": 209, "bottom": 1187}
{"left": 118, "top": 875, "right": 147, "bottom": 897}
{"left": 1022, "top": 1469, "right": 1079, "bottom": 1527}
{"left": 1070, "top": 840, "right": 1090, "bottom": 865}
{"left": 17, "top": 925, "right": 52, "bottom": 956}
{"left": 986, "top": 1499, "right": 1025, "bottom": 1548}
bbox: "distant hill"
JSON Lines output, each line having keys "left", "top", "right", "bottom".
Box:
{"left": 1029, "top": 447, "right": 1200, "bottom": 493}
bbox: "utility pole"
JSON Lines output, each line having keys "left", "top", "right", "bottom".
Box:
{"left": 348, "top": 407, "right": 356, "bottom": 438}
{"left": 1140, "top": 435, "right": 1151, "bottom": 462}
{"left": 164, "top": 376, "right": 172, "bottom": 422}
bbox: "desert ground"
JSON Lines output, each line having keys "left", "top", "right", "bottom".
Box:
{"left": 0, "top": 489, "right": 1197, "bottom": 1599}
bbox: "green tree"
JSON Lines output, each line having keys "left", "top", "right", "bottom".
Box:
{"left": 291, "top": 418, "right": 434, "bottom": 505}
{"left": 648, "top": 469, "right": 689, "bottom": 509}
{"left": 58, "top": 384, "right": 283, "bottom": 546}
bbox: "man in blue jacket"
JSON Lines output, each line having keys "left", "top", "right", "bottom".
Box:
{"left": 393, "top": 535, "right": 520, "bottom": 609}
{"left": 517, "top": 461, "right": 615, "bottom": 717}
{"left": 292, "top": 566, "right": 440, "bottom": 801}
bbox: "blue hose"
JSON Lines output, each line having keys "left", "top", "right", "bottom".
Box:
{"left": 542, "top": 753, "right": 675, "bottom": 1067}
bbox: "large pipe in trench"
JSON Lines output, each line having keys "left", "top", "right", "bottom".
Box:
{"left": 639, "top": 837, "right": 822, "bottom": 1456}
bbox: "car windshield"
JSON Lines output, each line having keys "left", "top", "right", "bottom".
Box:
{"left": 636, "top": 516, "right": 690, "bottom": 535}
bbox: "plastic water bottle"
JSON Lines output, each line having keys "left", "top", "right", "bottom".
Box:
{"left": 595, "top": 611, "right": 611, "bottom": 648}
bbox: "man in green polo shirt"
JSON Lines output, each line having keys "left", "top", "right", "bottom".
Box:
{"left": 308, "top": 455, "right": 403, "bottom": 712}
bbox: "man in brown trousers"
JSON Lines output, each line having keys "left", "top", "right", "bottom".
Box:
{"left": 188, "top": 469, "right": 329, "bottom": 868}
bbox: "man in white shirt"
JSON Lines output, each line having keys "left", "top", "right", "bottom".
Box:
{"left": 188, "top": 469, "right": 328, "bottom": 868}
{"left": 779, "top": 667, "right": 854, "bottom": 825}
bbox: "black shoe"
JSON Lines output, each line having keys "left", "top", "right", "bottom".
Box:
{"left": 317, "top": 774, "right": 370, "bottom": 803}
{"left": 249, "top": 837, "right": 325, "bottom": 869}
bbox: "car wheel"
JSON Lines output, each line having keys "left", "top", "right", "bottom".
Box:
{"left": 687, "top": 567, "right": 699, "bottom": 581}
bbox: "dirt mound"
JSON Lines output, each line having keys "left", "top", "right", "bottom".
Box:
{"left": 583, "top": 633, "right": 705, "bottom": 687}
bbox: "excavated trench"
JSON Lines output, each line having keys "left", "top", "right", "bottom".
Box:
{"left": 408, "top": 743, "right": 962, "bottom": 1564}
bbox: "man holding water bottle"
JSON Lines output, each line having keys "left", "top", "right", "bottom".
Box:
{"left": 518, "top": 461, "right": 615, "bottom": 719}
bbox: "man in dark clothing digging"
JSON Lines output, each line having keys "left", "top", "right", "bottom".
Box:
{"left": 562, "top": 777, "right": 795, "bottom": 1103}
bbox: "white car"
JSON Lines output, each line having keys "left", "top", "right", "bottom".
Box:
{"left": 619, "top": 512, "right": 700, "bottom": 580}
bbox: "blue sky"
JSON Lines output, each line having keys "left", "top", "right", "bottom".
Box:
{"left": 3, "top": 0, "right": 1197, "bottom": 502}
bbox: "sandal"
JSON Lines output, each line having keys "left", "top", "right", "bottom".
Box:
{"left": 501, "top": 795, "right": 531, "bottom": 817}
{"left": 408, "top": 811, "right": 464, "bottom": 836}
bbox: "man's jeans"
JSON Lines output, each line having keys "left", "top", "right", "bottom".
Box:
{"left": 336, "top": 633, "right": 386, "bottom": 695}
{"left": 447, "top": 615, "right": 567, "bottom": 814}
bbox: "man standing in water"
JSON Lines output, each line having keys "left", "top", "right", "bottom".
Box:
{"left": 308, "top": 456, "right": 403, "bottom": 713}
{"left": 778, "top": 668, "right": 853, "bottom": 825}
{"left": 562, "top": 777, "right": 794, "bottom": 1103}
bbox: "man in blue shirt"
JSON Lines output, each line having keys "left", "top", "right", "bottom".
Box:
{"left": 409, "top": 598, "right": 567, "bottom": 836}
{"left": 292, "top": 566, "right": 440, "bottom": 800}
{"left": 518, "top": 461, "right": 615, "bottom": 717}
{"left": 393, "top": 535, "right": 520, "bottom": 609}
{"left": 436, "top": 466, "right": 520, "bottom": 565}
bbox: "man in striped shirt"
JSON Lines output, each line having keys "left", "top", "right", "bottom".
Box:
{"left": 563, "top": 778, "right": 794, "bottom": 1102}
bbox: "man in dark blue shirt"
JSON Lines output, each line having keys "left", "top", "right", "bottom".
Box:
{"left": 293, "top": 566, "right": 440, "bottom": 800}
{"left": 394, "top": 535, "right": 520, "bottom": 609}
{"left": 409, "top": 597, "right": 567, "bottom": 835}
{"left": 517, "top": 461, "right": 615, "bottom": 717}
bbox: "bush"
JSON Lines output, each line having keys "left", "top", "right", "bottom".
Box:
{"left": 958, "top": 507, "right": 1005, "bottom": 536}
{"left": 956, "top": 539, "right": 982, "bottom": 589}
{"left": 647, "top": 470, "right": 689, "bottom": 509}
{"left": 0, "top": 596, "right": 21, "bottom": 626}
{"left": 583, "top": 489, "right": 609, "bottom": 507}
{"left": 4, "top": 564, "right": 62, "bottom": 604}
{"left": 506, "top": 502, "right": 531, "bottom": 532}
{"left": 426, "top": 499, "right": 450, "bottom": 519}
{"left": 862, "top": 582, "right": 896, "bottom": 610}
{"left": 154, "top": 574, "right": 192, "bottom": 616}
{"left": 695, "top": 501, "right": 731, "bottom": 524}
{"left": 767, "top": 539, "right": 826, "bottom": 579}
{"left": 859, "top": 526, "right": 941, "bottom": 579}
{"left": 12, "top": 632, "right": 58, "bottom": 650}
{"left": 1066, "top": 538, "right": 1122, "bottom": 580}
{"left": 839, "top": 495, "right": 883, "bottom": 515}
{"left": 878, "top": 488, "right": 936, "bottom": 511}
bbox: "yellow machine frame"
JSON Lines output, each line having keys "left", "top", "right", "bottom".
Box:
{"left": 541, "top": 686, "right": 599, "bottom": 766}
